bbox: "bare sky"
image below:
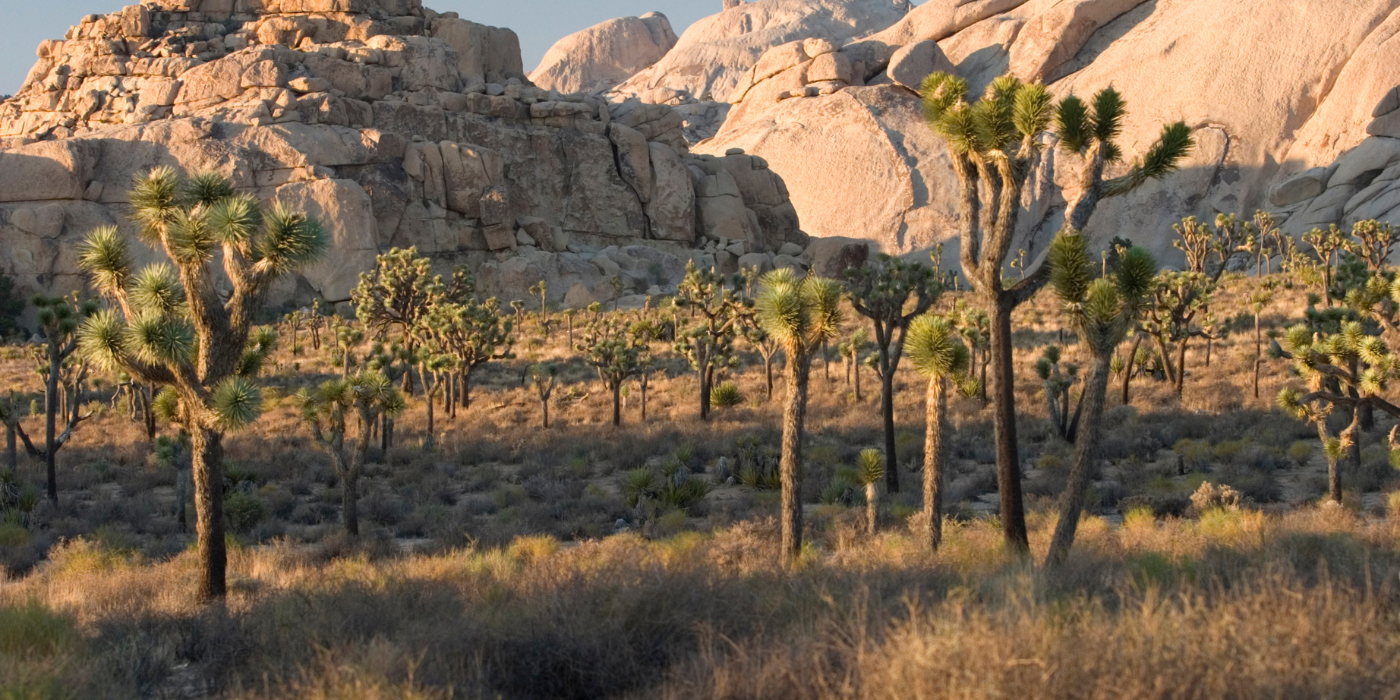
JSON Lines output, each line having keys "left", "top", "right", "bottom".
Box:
{"left": 0, "top": 1, "right": 721, "bottom": 95}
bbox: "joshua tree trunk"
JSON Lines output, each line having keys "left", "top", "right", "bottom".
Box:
{"left": 1319, "top": 421, "right": 1343, "bottom": 503}
{"left": 1175, "top": 337, "right": 1188, "bottom": 397}
{"left": 541, "top": 397, "right": 551, "bottom": 428}
{"left": 699, "top": 362, "right": 713, "bottom": 421}
{"left": 763, "top": 353, "right": 775, "bottom": 400}
{"left": 922, "top": 375, "right": 948, "bottom": 551}
{"left": 1046, "top": 355, "right": 1111, "bottom": 566}
{"left": 845, "top": 358, "right": 856, "bottom": 403}
{"left": 342, "top": 472, "right": 360, "bottom": 537}
{"left": 460, "top": 369, "right": 474, "bottom": 409}
{"left": 780, "top": 354, "right": 810, "bottom": 566}
{"left": 5, "top": 422, "right": 16, "bottom": 472}
{"left": 989, "top": 301, "right": 1030, "bottom": 553}
{"left": 640, "top": 373, "right": 649, "bottom": 422}
{"left": 191, "top": 426, "right": 227, "bottom": 601}
{"left": 865, "top": 481, "right": 878, "bottom": 534}
{"left": 140, "top": 385, "right": 156, "bottom": 441}
{"left": 424, "top": 384, "right": 437, "bottom": 450}
{"left": 612, "top": 383, "right": 622, "bottom": 427}
{"left": 381, "top": 414, "right": 394, "bottom": 452}
{"left": 44, "top": 348, "right": 59, "bottom": 502}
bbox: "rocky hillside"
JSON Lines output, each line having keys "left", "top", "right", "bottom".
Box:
{"left": 0, "top": 0, "right": 816, "bottom": 312}
{"left": 539, "top": 0, "right": 1400, "bottom": 264}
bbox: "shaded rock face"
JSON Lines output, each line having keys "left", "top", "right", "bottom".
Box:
{"left": 529, "top": 13, "right": 678, "bottom": 95}
{"left": 674, "top": 0, "right": 1400, "bottom": 266}
{"left": 0, "top": 0, "right": 809, "bottom": 310}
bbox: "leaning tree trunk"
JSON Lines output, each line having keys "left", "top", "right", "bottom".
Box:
{"left": 1046, "top": 355, "right": 1112, "bottom": 566}
{"left": 922, "top": 375, "right": 949, "bottom": 551}
{"left": 191, "top": 426, "right": 227, "bottom": 600}
{"left": 989, "top": 298, "right": 1029, "bottom": 553}
{"left": 1122, "top": 334, "right": 1143, "bottom": 405}
{"left": 779, "top": 351, "right": 810, "bottom": 567}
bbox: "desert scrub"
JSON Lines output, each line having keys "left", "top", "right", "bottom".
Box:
{"left": 710, "top": 381, "right": 742, "bottom": 409}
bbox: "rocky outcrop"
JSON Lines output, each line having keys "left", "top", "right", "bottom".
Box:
{"left": 0, "top": 0, "right": 810, "bottom": 311}
{"left": 678, "top": 0, "right": 1400, "bottom": 266}
{"left": 614, "top": 0, "right": 910, "bottom": 105}
{"left": 529, "top": 13, "right": 678, "bottom": 95}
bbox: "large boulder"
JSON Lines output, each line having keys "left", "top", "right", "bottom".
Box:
{"left": 530, "top": 13, "right": 678, "bottom": 94}
{"left": 614, "top": 0, "right": 911, "bottom": 103}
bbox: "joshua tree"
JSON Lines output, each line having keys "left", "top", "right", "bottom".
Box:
{"left": 423, "top": 290, "right": 514, "bottom": 413}
{"left": 1142, "top": 270, "right": 1212, "bottom": 397}
{"left": 738, "top": 267, "right": 783, "bottom": 400}
{"left": 845, "top": 255, "right": 940, "bottom": 492}
{"left": 673, "top": 262, "right": 747, "bottom": 420}
{"left": 837, "top": 327, "right": 870, "bottom": 402}
{"left": 15, "top": 294, "right": 97, "bottom": 502}
{"left": 578, "top": 316, "right": 650, "bottom": 426}
{"left": 855, "top": 448, "right": 884, "bottom": 534}
{"left": 1277, "top": 322, "right": 1400, "bottom": 502}
{"left": 755, "top": 267, "right": 843, "bottom": 565}
{"left": 1035, "top": 345, "right": 1081, "bottom": 442}
{"left": 1299, "top": 225, "right": 1347, "bottom": 307}
{"left": 306, "top": 299, "right": 325, "bottom": 351}
{"left": 954, "top": 303, "right": 991, "bottom": 402}
{"left": 920, "top": 72, "right": 1192, "bottom": 551}
{"left": 77, "top": 167, "right": 324, "bottom": 600}
{"left": 530, "top": 364, "right": 557, "bottom": 428}
{"left": 352, "top": 248, "right": 468, "bottom": 394}
{"left": 283, "top": 308, "right": 303, "bottom": 356}
{"left": 365, "top": 342, "right": 413, "bottom": 452}
{"left": 1044, "top": 234, "right": 1156, "bottom": 566}
{"left": 905, "top": 313, "right": 969, "bottom": 551}
{"left": 336, "top": 324, "right": 365, "bottom": 377}
{"left": 413, "top": 346, "right": 456, "bottom": 450}
{"left": 296, "top": 371, "right": 404, "bottom": 537}
{"left": 0, "top": 392, "right": 25, "bottom": 473}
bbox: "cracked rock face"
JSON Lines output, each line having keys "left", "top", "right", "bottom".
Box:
{"left": 601, "top": 0, "right": 1400, "bottom": 266}
{"left": 0, "top": 0, "right": 812, "bottom": 312}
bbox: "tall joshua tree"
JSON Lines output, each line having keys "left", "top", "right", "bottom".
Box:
{"left": 920, "top": 72, "right": 1192, "bottom": 551}
{"left": 296, "top": 371, "right": 404, "bottom": 537}
{"left": 905, "top": 313, "right": 969, "bottom": 551}
{"left": 578, "top": 316, "right": 650, "bottom": 427}
{"left": 754, "top": 268, "right": 842, "bottom": 565}
{"left": 351, "top": 248, "right": 468, "bottom": 394}
{"left": 78, "top": 168, "right": 325, "bottom": 600}
{"left": 845, "top": 254, "right": 940, "bottom": 493}
{"left": 1044, "top": 234, "right": 1155, "bottom": 566}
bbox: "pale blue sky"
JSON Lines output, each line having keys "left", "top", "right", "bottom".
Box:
{"left": 0, "top": 1, "right": 721, "bottom": 95}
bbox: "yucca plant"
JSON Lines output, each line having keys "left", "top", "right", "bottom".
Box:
{"left": 673, "top": 262, "right": 748, "bottom": 420}
{"left": 845, "top": 255, "right": 941, "bottom": 492}
{"left": 906, "top": 313, "right": 969, "bottom": 551}
{"left": 529, "top": 363, "right": 557, "bottom": 428}
{"left": 1044, "top": 233, "right": 1156, "bottom": 566}
{"left": 16, "top": 294, "right": 97, "bottom": 502}
{"left": 351, "top": 248, "right": 470, "bottom": 394}
{"left": 920, "top": 71, "right": 1192, "bottom": 552}
{"left": 837, "top": 327, "right": 869, "bottom": 402}
{"left": 578, "top": 316, "right": 650, "bottom": 426}
{"left": 1277, "top": 321, "right": 1400, "bottom": 502}
{"left": 710, "top": 381, "right": 742, "bottom": 409}
{"left": 296, "top": 371, "right": 404, "bottom": 537}
{"left": 1034, "top": 345, "right": 1080, "bottom": 442}
{"left": 855, "top": 448, "right": 884, "bottom": 535}
{"left": 77, "top": 167, "right": 325, "bottom": 600}
{"left": 422, "top": 291, "right": 514, "bottom": 415}
{"left": 1249, "top": 286, "right": 1276, "bottom": 398}
{"left": 754, "top": 267, "right": 842, "bottom": 565}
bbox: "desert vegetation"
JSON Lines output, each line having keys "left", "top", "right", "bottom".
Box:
{"left": 3, "top": 106, "right": 1400, "bottom": 700}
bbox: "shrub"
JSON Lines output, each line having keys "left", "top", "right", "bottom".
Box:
{"left": 1189, "top": 481, "right": 1248, "bottom": 514}
{"left": 1286, "top": 441, "right": 1314, "bottom": 467}
{"left": 224, "top": 492, "right": 268, "bottom": 534}
{"left": 710, "top": 381, "right": 742, "bottom": 409}
{"left": 1174, "top": 438, "right": 1212, "bottom": 471}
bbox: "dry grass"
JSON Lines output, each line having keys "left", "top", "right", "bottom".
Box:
{"left": 1, "top": 510, "right": 1399, "bottom": 699}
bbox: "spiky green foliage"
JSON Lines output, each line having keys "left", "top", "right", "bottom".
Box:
{"left": 422, "top": 288, "right": 515, "bottom": 410}
{"left": 1051, "top": 234, "right": 1156, "bottom": 353}
{"left": 906, "top": 314, "right": 970, "bottom": 382}
{"left": 16, "top": 294, "right": 100, "bottom": 501}
{"left": 710, "top": 381, "right": 742, "bottom": 409}
{"left": 855, "top": 448, "right": 885, "bottom": 487}
{"left": 755, "top": 268, "right": 843, "bottom": 361}
{"left": 351, "top": 249, "right": 469, "bottom": 392}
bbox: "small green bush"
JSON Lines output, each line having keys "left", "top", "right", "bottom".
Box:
{"left": 224, "top": 492, "right": 268, "bottom": 534}
{"left": 1287, "top": 440, "right": 1314, "bottom": 467}
{"left": 711, "top": 381, "right": 742, "bottom": 409}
